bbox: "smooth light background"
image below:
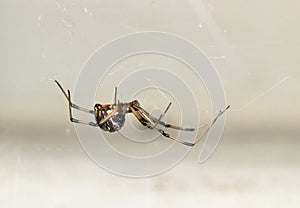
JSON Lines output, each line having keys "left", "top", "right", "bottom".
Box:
{"left": 1, "top": 0, "right": 299, "bottom": 207}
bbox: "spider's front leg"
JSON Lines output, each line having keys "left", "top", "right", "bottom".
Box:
{"left": 134, "top": 103, "right": 210, "bottom": 131}
{"left": 129, "top": 104, "right": 195, "bottom": 146}
{"left": 130, "top": 101, "right": 230, "bottom": 147}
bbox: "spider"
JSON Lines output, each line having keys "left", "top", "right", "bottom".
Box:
{"left": 55, "top": 80, "right": 230, "bottom": 147}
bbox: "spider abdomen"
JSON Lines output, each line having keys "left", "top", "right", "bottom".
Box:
{"left": 108, "top": 114, "right": 126, "bottom": 132}
{"left": 95, "top": 106, "right": 126, "bottom": 132}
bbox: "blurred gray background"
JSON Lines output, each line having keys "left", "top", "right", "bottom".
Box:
{"left": 1, "top": 0, "right": 299, "bottom": 207}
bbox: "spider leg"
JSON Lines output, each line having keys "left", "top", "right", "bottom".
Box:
{"left": 55, "top": 80, "right": 95, "bottom": 114}
{"left": 55, "top": 80, "right": 97, "bottom": 127}
{"left": 69, "top": 118, "right": 98, "bottom": 127}
{"left": 153, "top": 102, "right": 172, "bottom": 128}
{"left": 67, "top": 89, "right": 98, "bottom": 127}
{"left": 150, "top": 115, "right": 210, "bottom": 131}
{"left": 135, "top": 105, "right": 208, "bottom": 131}
{"left": 133, "top": 105, "right": 230, "bottom": 147}
{"left": 128, "top": 106, "right": 152, "bottom": 128}
{"left": 130, "top": 106, "right": 195, "bottom": 146}
{"left": 190, "top": 105, "right": 230, "bottom": 145}
{"left": 114, "top": 87, "right": 117, "bottom": 106}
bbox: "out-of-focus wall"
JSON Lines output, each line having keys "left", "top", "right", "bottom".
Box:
{"left": 1, "top": 0, "right": 299, "bottom": 128}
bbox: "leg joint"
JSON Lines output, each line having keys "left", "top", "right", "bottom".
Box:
{"left": 162, "top": 131, "right": 169, "bottom": 137}
{"left": 70, "top": 118, "right": 79, "bottom": 123}
{"left": 89, "top": 122, "right": 98, "bottom": 127}
{"left": 182, "top": 142, "right": 194, "bottom": 147}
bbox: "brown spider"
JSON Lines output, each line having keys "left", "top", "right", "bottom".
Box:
{"left": 55, "top": 80, "right": 230, "bottom": 147}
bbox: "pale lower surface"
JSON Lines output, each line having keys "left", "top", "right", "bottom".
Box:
{"left": 1, "top": 126, "right": 299, "bottom": 208}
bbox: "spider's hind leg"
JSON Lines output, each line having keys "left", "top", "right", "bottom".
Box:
{"left": 55, "top": 80, "right": 94, "bottom": 114}
{"left": 55, "top": 80, "right": 98, "bottom": 127}
{"left": 66, "top": 90, "right": 98, "bottom": 127}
